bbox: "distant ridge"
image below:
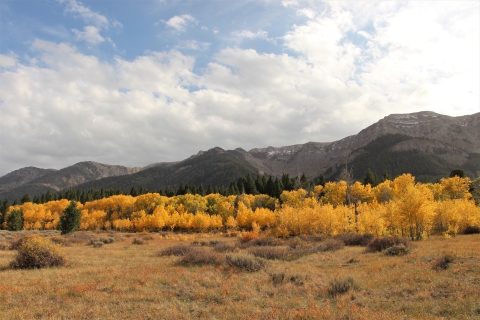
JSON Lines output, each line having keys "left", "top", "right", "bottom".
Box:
{"left": 1, "top": 111, "right": 479, "bottom": 201}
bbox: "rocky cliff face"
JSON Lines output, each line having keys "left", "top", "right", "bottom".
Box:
{"left": 244, "top": 112, "right": 480, "bottom": 179}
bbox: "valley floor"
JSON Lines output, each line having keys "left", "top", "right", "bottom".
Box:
{"left": 0, "top": 230, "right": 479, "bottom": 319}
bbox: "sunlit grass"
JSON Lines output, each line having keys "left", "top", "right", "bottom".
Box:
{"left": 0, "top": 230, "right": 479, "bottom": 319}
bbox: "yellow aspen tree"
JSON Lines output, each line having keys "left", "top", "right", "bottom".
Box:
{"left": 440, "top": 176, "right": 472, "bottom": 200}
{"left": 322, "top": 181, "right": 347, "bottom": 207}
{"left": 395, "top": 183, "right": 436, "bottom": 240}
{"left": 373, "top": 180, "right": 394, "bottom": 203}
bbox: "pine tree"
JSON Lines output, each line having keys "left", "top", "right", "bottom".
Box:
{"left": 59, "top": 201, "right": 82, "bottom": 234}
{"left": 130, "top": 186, "right": 139, "bottom": 197}
{"left": 7, "top": 209, "right": 23, "bottom": 231}
{"left": 21, "top": 193, "right": 32, "bottom": 204}
{"left": 364, "top": 168, "right": 378, "bottom": 186}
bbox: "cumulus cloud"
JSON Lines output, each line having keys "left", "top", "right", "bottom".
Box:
{"left": 72, "top": 26, "right": 105, "bottom": 45}
{"left": 0, "top": 1, "right": 478, "bottom": 176}
{"left": 163, "top": 14, "right": 198, "bottom": 32}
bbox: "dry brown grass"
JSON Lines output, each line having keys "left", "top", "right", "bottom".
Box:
{"left": 0, "top": 231, "right": 479, "bottom": 319}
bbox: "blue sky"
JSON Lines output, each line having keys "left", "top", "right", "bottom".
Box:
{"left": 0, "top": 0, "right": 479, "bottom": 175}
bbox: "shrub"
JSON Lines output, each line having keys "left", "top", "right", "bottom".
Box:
{"left": 288, "top": 237, "right": 309, "bottom": 249}
{"left": 384, "top": 244, "right": 409, "bottom": 256}
{"left": 463, "top": 225, "right": 480, "bottom": 234}
{"left": 327, "top": 276, "right": 358, "bottom": 297}
{"left": 249, "top": 246, "right": 315, "bottom": 261}
{"left": 270, "top": 272, "right": 285, "bottom": 286}
{"left": 432, "top": 254, "right": 455, "bottom": 271}
{"left": 50, "top": 236, "right": 73, "bottom": 247}
{"left": 132, "top": 238, "right": 144, "bottom": 245}
{"left": 0, "top": 242, "right": 9, "bottom": 250}
{"left": 225, "top": 254, "right": 265, "bottom": 272}
{"left": 91, "top": 241, "right": 104, "bottom": 248}
{"left": 366, "top": 235, "right": 409, "bottom": 253}
{"left": 176, "top": 248, "right": 223, "bottom": 266}
{"left": 268, "top": 272, "right": 307, "bottom": 287}
{"left": 251, "top": 237, "right": 284, "bottom": 247}
{"left": 159, "top": 244, "right": 193, "bottom": 256}
{"left": 335, "top": 233, "right": 374, "bottom": 246}
{"left": 10, "top": 234, "right": 66, "bottom": 269}
{"left": 240, "top": 231, "right": 259, "bottom": 243}
{"left": 212, "top": 242, "right": 237, "bottom": 253}
{"left": 317, "top": 239, "right": 345, "bottom": 252}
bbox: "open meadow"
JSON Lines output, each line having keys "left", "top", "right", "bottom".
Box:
{"left": 0, "top": 230, "right": 479, "bottom": 320}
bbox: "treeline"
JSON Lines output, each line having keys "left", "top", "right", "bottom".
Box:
{"left": 1, "top": 174, "right": 479, "bottom": 241}
{"left": 1, "top": 172, "right": 321, "bottom": 208}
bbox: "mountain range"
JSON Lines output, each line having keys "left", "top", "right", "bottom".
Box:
{"left": 1, "top": 111, "right": 479, "bottom": 202}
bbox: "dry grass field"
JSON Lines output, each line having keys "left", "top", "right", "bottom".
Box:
{"left": 0, "top": 230, "right": 479, "bottom": 320}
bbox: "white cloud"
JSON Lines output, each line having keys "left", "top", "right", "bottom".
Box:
{"left": 0, "top": 54, "right": 17, "bottom": 68}
{"left": 231, "top": 30, "right": 269, "bottom": 39}
{"left": 163, "top": 14, "right": 198, "bottom": 32}
{"left": 72, "top": 26, "right": 105, "bottom": 45}
{"left": 63, "top": 0, "right": 109, "bottom": 29}
{"left": 176, "top": 40, "right": 211, "bottom": 51}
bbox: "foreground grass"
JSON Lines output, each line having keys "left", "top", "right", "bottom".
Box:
{"left": 0, "top": 230, "right": 479, "bottom": 319}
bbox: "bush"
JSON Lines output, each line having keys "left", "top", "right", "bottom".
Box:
{"left": 225, "top": 254, "right": 265, "bottom": 272}
{"left": 463, "top": 225, "right": 480, "bottom": 234}
{"left": 268, "top": 272, "right": 308, "bottom": 287}
{"left": 384, "top": 244, "right": 409, "bottom": 256}
{"left": 240, "top": 231, "right": 259, "bottom": 243}
{"left": 0, "top": 242, "right": 9, "bottom": 250}
{"left": 91, "top": 241, "right": 104, "bottom": 248}
{"left": 432, "top": 254, "right": 455, "bottom": 271}
{"left": 132, "top": 238, "right": 144, "bottom": 245}
{"left": 176, "top": 248, "right": 223, "bottom": 266}
{"left": 249, "top": 246, "right": 315, "bottom": 261}
{"left": 212, "top": 241, "right": 237, "bottom": 253}
{"left": 50, "top": 236, "right": 73, "bottom": 247}
{"left": 317, "top": 239, "right": 345, "bottom": 252}
{"left": 335, "top": 233, "right": 373, "bottom": 246}
{"left": 327, "top": 276, "right": 358, "bottom": 297}
{"left": 159, "top": 244, "right": 193, "bottom": 256}
{"left": 10, "top": 234, "right": 66, "bottom": 269}
{"left": 366, "top": 235, "right": 409, "bottom": 253}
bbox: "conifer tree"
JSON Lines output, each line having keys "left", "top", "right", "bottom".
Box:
{"left": 59, "top": 201, "right": 82, "bottom": 234}
{"left": 7, "top": 209, "right": 23, "bottom": 231}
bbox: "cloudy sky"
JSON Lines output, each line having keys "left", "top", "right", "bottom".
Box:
{"left": 0, "top": 0, "right": 479, "bottom": 176}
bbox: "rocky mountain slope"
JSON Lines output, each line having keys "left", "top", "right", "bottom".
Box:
{"left": 1, "top": 111, "right": 479, "bottom": 201}
{"left": 0, "top": 162, "right": 141, "bottom": 202}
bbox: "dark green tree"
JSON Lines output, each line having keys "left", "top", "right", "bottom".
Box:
{"left": 364, "top": 168, "right": 378, "bottom": 186}
{"left": 449, "top": 169, "right": 465, "bottom": 178}
{"left": 245, "top": 174, "right": 258, "bottom": 194}
{"left": 382, "top": 170, "right": 392, "bottom": 182}
{"left": 316, "top": 175, "right": 326, "bottom": 187}
{"left": 7, "top": 209, "right": 23, "bottom": 231}
{"left": 21, "top": 193, "right": 32, "bottom": 204}
{"left": 59, "top": 201, "right": 82, "bottom": 234}
{"left": 130, "top": 186, "right": 139, "bottom": 197}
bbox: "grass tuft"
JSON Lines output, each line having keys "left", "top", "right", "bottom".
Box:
{"left": 432, "top": 254, "right": 455, "bottom": 271}
{"left": 176, "top": 248, "right": 223, "bottom": 266}
{"left": 327, "top": 276, "right": 358, "bottom": 297}
{"left": 225, "top": 254, "right": 265, "bottom": 272}
{"left": 317, "top": 239, "right": 345, "bottom": 252}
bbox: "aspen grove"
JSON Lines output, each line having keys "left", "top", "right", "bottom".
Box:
{"left": 2, "top": 174, "right": 479, "bottom": 240}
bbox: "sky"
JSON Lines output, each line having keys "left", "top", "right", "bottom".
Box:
{"left": 0, "top": 0, "right": 479, "bottom": 176}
